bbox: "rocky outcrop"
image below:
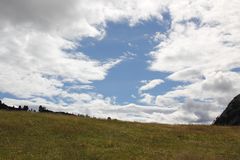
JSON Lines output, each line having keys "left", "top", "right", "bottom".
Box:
{"left": 214, "top": 94, "right": 240, "bottom": 125}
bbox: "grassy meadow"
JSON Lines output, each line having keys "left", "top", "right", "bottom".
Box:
{"left": 0, "top": 110, "right": 240, "bottom": 160}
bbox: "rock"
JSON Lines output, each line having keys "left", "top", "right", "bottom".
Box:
{"left": 214, "top": 94, "right": 240, "bottom": 125}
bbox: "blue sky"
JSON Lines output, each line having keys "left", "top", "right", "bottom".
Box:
{"left": 77, "top": 17, "right": 176, "bottom": 104}
{"left": 0, "top": 0, "right": 240, "bottom": 124}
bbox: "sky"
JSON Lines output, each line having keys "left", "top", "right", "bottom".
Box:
{"left": 0, "top": 0, "right": 240, "bottom": 124}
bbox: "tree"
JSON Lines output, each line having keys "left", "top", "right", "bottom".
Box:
{"left": 23, "top": 105, "right": 29, "bottom": 111}
{"left": 39, "top": 105, "right": 46, "bottom": 112}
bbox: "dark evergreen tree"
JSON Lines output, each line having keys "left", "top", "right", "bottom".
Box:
{"left": 39, "top": 105, "right": 46, "bottom": 112}
{"left": 23, "top": 105, "right": 29, "bottom": 111}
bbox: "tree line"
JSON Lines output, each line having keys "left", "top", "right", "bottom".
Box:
{"left": 0, "top": 100, "right": 74, "bottom": 116}
{"left": 0, "top": 100, "right": 113, "bottom": 120}
{"left": 0, "top": 100, "right": 29, "bottom": 111}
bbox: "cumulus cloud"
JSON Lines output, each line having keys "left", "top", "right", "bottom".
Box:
{"left": 0, "top": 0, "right": 173, "bottom": 123}
{"left": 0, "top": 0, "right": 239, "bottom": 124}
{"left": 139, "top": 93, "right": 155, "bottom": 105}
{"left": 147, "top": 0, "right": 240, "bottom": 123}
{"left": 0, "top": 0, "right": 166, "bottom": 99}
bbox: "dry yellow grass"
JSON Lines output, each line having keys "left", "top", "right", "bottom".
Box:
{"left": 0, "top": 110, "right": 240, "bottom": 160}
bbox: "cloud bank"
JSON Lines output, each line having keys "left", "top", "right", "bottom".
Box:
{"left": 148, "top": 0, "right": 240, "bottom": 123}
{"left": 0, "top": 0, "right": 240, "bottom": 124}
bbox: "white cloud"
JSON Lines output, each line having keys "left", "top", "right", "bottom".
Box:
{"left": 2, "top": 97, "right": 179, "bottom": 124}
{"left": 0, "top": 0, "right": 168, "bottom": 98}
{"left": 139, "top": 93, "right": 155, "bottom": 105}
{"left": 139, "top": 79, "right": 164, "bottom": 93}
{"left": 0, "top": 0, "right": 239, "bottom": 124}
{"left": 131, "top": 94, "right": 137, "bottom": 99}
{"left": 67, "top": 85, "right": 95, "bottom": 92}
{"left": 0, "top": 0, "right": 174, "bottom": 124}
{"left": 147, "top": 0, "right": 240, "bottom": 123}
{"left": 151, "top": 32, "right": 167, "bottom": 42}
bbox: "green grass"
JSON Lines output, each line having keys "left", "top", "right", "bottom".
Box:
{"left": 0, "top": 111, "right": 240, "bottom": 160}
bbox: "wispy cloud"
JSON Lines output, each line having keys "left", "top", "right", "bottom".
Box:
{"left": 139, "top": 79, "right": 164, "bottom": 93}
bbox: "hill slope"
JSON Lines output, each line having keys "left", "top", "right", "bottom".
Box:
{"left": 0, "top": 111, "right": 240, "bottom": 160}
{"left": 214, "top": 94, "right": 240, "bottom": 125}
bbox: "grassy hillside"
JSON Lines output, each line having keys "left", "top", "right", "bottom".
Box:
{"left": 0, "top": 111, "right": 240, "bottom": 160}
